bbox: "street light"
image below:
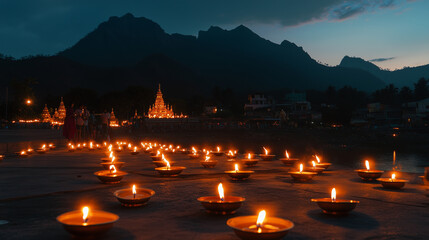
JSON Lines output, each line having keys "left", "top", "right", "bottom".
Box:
{"left": 25, "top": 99, "right": 32, "bottom": 105}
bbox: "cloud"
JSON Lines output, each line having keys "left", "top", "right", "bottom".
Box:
{"left": 327, "top": 0, "right": 401, "bottom": 21}
{"left": 369, "top": 57, "right": 396, "bottom": 62}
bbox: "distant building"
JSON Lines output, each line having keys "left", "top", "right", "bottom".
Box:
{"left": 244, "top": 94, "right": 275, "bottom": 117}
{"left": 147, "top": 84, "right": 186, "bottom": 118}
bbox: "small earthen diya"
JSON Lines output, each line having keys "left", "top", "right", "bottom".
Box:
{"left": 94, "top": 165, "right": 127, "bottom": 184}
{"left": 57, "top": 206, "right": 119, "bottom": 237}
{"left": 150, "top": 151, "right": 162, "bottom": 161}
{"left": 213, "top": 146, "right": 224, "bottom": 156}
{"left": 311, "top": 188, "right": 359, "bottom": 215}
{"left": 226, "top": 150, "right": 238, "bottom": 161}
{"left": 0, "top": 155, "right": 3, "bottom": 161}
{"left": 68, "top": 145, "right": 76, "bottom": 152}
{"left": 26, "top": 148, "right": 34, "bottom": 155}
{"left": 114, "top": 185, "right": 155, "bottom": 207}
{"left": 188, "top": 151, "right": 200, "bottom": 159}
{"left": 355, "top": 160, "right": 384, "bottom": 181}
{"left": 377, "top": 173, "right": 409, "bottom": 189}
{"left": 36, "top": 144, "right": 47, "bottom": 154}
{"left": 16, "top": 150, "right": 28, "bottom": 157}
{"left": 304, "top": 161, "right": 325, "bottom": 174}
{"left": 115, "top": 146, "right": 123, "bottom": 153}
{"left": 227, "top": 210, "right": 294, "bottom": 240}
{"left": 259, "top": 147, "right": 276, "bottom": 161}
{"left": 279, "top": 150, "right": 299, "bottom": 166}
{"left": 241, "top": 153, "right": 259, "bottom": 167}
{"left": 155, "top": 158, "right": 186, "bottom": 177}
{"left": 201, "top": 155, "right": 218, "bottom": 168}
{"left": 198, "top": 183, "right": 245, "bottom": 214}
{"left": 225, "top": 164, "right": 254, "bottom": 180}
{"left": 289, "top": 164, "right": 317, "bottom": 182}
{"left": 48, "top": 143, "right": 55, "bottom": 149}
{"left": 130, "top": 146, "right": 139, "bottom": 155}
{"left": 313, "top": 155, "right": 332, "bottom": 169}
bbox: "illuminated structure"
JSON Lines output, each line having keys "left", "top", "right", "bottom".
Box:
{"left": 110, "top": 108, "right": 119, "bottom": 127}
{"left": 147, "top": 84, "right": 182, "bottom": 118}
{"left": 41, "top": 104, "right": 51, "bottom": 122}
{"left": 58, "top": 97, "right": 66, "bottom": 121}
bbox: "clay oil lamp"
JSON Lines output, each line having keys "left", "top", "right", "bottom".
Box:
{"left": 88, "top": 142, "right": 95, "bottom": 151}
{"left": 313, "top": 155, "right": 332, "bottom": 170}
{"left": 101, "top": 157, "right": 124, "bottom": 170}
{"left": 188, "top": 147, "right": 200, "bottom": 159}
{"left": 198, "top": 183, "right": 245, "bottom": 214}
{"left": 226, "top": 150, "right": 238, "bottom": 161}
{"left": 201, "top": 155, "right": 218, "bottom": 168}
{"left": 311, "top": 188, "right": 359, "bottom": 215}
{"left": 83, "top": 143, "right": 87, "bottom": 148}
{"left": 114, "top": 184, "right": 155, "bottom": 207}
{"left": 377, "top": 173, "right": 409, "bottom": 189}
{"left": 16, "top": 150, "right": 28, "bottom": 158}
{"left": 0, "top": 155, "right": 3, "bottom": 161}
{"left": 180, "top": 148, "right": 190, "bottom": 154}
{"left": 155, "top": 157, "right": 186, "bottom": 177}
{"left": 153, "top": 154, "right": 176, "bottom": 167}
{"left": 36, "top": 144, "right": 47, "bottom": 154}
{"left": 57, "top": 206, "right": 119, "bottom": 237}
{"left": 225, "top": 163, "right": 254, "bottom": 181}
{"left": 289, "top": 164, "right": 317, "bottom": 182}
{"left": 48, "top": 143, "right": 55, "bottom": 149}
{"left": 26, "top": 148, "right": 34, "bottom": 155}
{"left": 115, "top": 146, "right": 123, "bottom": 153}
{"left": 76, "top": 143, "right": 82, "bottom": 150}
{"left": 143, "top": 146, "right": 152, "bottom": 154}
{"left": 241, "top": 153, "right": 259, "bottom": 167}
{"left": 96, "top": 144, "right": 102, "bottom": 150}
{"left": 127, "top": 143, "right": 132, "bottom": 150}
{"left": 304, "top": 161, "right": 325, "bottom": 174}
{"left": 355, "top": 160, "right": 384, "bottom": 181}
{"left": 130, "top": 146, "right": 139, "bottom": 155}
{"left": 227, "top": 210, "right": 294, "bottom": 240}
{"left": 151, "top": 150, "right": 162, "bottom": 161}
{"left": 213, "top": 146, "right": 224, "bottom": 156}
{"left": 280, "top": 150, "right": 299, "bottom": 166}
{"left": 94, "top": 165, "right": 127, "bottom": 184}
{"left": 259, "top": 147, "right": 276, "bottom": 161}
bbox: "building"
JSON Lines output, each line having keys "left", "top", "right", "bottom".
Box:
{"left": 147, "top": 84, "right": 184, "bottom": 118}
{"left": 110, "top": 108, "right": 119, "bottom": 127}
{"left": 41, "top": 104, "right": 51, "bottom": 122}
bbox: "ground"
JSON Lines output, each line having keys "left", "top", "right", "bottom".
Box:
{"left": 0, "top": 137, "right": 428, "bottom": 240}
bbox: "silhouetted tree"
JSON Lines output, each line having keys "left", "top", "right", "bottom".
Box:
{"left": 399, "top": 86, "right": 413, "bottom": 103}
{"left": 373, "top": 84, "right": 399, "bottom": 105}
{"left": 414, "top": 78, "right": 429, "bottom": 100}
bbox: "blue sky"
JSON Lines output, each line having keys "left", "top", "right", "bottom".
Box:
{"left": 0, "top": 0, "right": 427, "bottom": 70}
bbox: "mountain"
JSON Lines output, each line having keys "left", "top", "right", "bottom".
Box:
{"left": 58, "top": 13, "right": 384, "bottom": 92}
{"left": 339, "top": 56, "right": 429, "bottom": 87}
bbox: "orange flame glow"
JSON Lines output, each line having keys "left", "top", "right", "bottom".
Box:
{"left": 109, "top": 165, "right": 117, "bottom": 173}
{"left": 248, "top": 153, "right": 251, "bottom": 160}
{"left": 235, "top": 163, "right": 239, "bottom": 172}
{"left": 312, "top": 161, "right": 316, "bottom": 168}
{"left": 217, "top": 146, "right": 220, "bottom": 152}
{"left": 299, "top": 163, "right": 303, "bottom": 173}
{"left": 218, "top": 183, "right": 224, "bottom": 201}
{"left": 331, "top": 188, "right": 336, "bottom": 201}
{"left": 391, "top": 173, "right": 396, "bottom": 181}
{"left": 315, "top": 155, "right": 321, "bottom": 163}
{"left": 285, "top": 150, "right": 289, "bottom": 159}
{"left": 256, "top": 210, "right": 266, "bottom": 228}
{"left": 263, "top": 147, "right": 268, "bottom": 155}
{"left": 365, "top": 160, "right": 370, "bottom": 171}
{"left": 82, "top": 206, "right": 89, "bottom": 223}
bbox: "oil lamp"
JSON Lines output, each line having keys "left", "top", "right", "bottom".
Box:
{"left": 115, "top": 146, "right": 123, "bottom": 153}
{"left": 155, "top": 157, "right": 186, "bottom": 177}
{"left": 77, "top": 143, "right": 82, "bottom": 150}
{"left": 313, "top": 155, "right": 332, "bottom": 169}
{"left": 226, "top": 150, "right": 238, "bottom": 161}
{"left": 377, "top": 173, "right": 409, "bottom": 189}
{"left": 289, "top": 164, "right": 317, "bottom": 182}
{"left": 0, "top": 155, "right": 3, "bottom": 161}
{"left": 227, "top": 210, "right": 294, "bottom": 240}
{"left": 150, "top": 150, "right": 162, "bottom": 161}
{"left": 94, "top": 165, "right": 127, "bottom": 184}
{"left": 311, "top": 188, "right": 359, "bottom": 215}
{"left": 198, "top": 183, "right": 245, "bottom": 214}
{"left": 36, "top": 144, "right": 47, "bottom": 154}
{"left": 259, "top": 147, "right": 276, "bottom": 161}
{"left": 188, "top": 147, "right": 200, "bottom": 159}
{"left": 57, "top": 206, "right": 119, "bottom": 236}
{"left": 16, "top": 150, "right": 28, "bottom": 157}
{"left": 48, "top": 143, "right": 55, "bottom": 149}
{"left": 114, "top": 184, "right": 155, "bottom": 207}
{"left": 201, "top": 155, "right": 218, "bottom": 168}
{"left": 130, "top": 146, "right": 139, "bottom": 155}
{"left": 100, "top": 157, "right": 124, "bottom": 170}
{"left": 241, "top": 153, "right": 259, "bottom": 167}
{"left": 304, "top": 161, "right": 325, "bottom": 174}
{"left": 88, "top": 142, "right": 95, "bottom": 151}
{"left": 225, "top": 163, "right": 254, "bottom": 180}
{"left": 355, "top": 160, "right": 384, "bottom": 181}
{"left": 213, "top": 146, "right": 224, "bottom": 156}
{"left": 153, "top": 154, "right": 176, "bottom": 167}
{"left": 26, "top": 148, "right": 34, "bottom": 155}
{"left": 279, "top": 150, "right": 298, "bottom": 166}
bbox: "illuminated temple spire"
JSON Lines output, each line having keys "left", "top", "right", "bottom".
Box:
{"left": 147, "top": 84, "right": 176, "bottom": 118}
{"left": 41, "top": 104, "right": 51, "bottom": 122}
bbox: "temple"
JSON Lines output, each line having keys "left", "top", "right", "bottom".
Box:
{"left": 147, "top": 84, "right": 178, "bottom": 118}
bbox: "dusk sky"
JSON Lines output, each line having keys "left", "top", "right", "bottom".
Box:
{"left": 1, "top": 0, "right": 428, "bottom": 70}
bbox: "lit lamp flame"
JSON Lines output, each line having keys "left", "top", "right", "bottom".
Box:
{"left": 156, "top": 150, "right": 160, "bottom": 157}
{"left": 391, "top": 173, "right": 396, "bottom": 182}
{"left": 263, "top": 147, "right": 268, "bottom": 155}
{"left": 110, "top": 156, "right": 116, "bottom": 163}
{"left": 218, "top": 183, "right": 224, "bottom": 201}
{"left": 108, "top": 144, "right": 112, "bottom": 151}
{"left": 134, "top": 146, "right": 137, "bottom": 152}
{"left": 256, "top": 210, "right": 266, "bottom": 232}
{"left": 299, "top": 163, "right": 303, "bottom": 173}
{"left": 192, "top": 147, "right": 196, "bottom": 153}
{"left": 42, "top": 144, "right": 46, "bottom": 149}
{"left": 21, "top": 151, "right": 26, "bottom": 155}
{"left": 248, "top": 153, "right": 251, "bottom": 160}
{"left": 315, "top": 155, "right": 321, "bottom": 163}
{"left": 162, "top": 154, "right": 170, "bottom": 170}
{"left": 312, "top": 161, "right": 316, "bottom": 168}
{"left": 109, "top": 165, "right": 117, "bottom": 174}
{"left": 365, "top": 160, "right": 370, "bottom": 171}
{"left": 235, "top": 163, "right": 239, "bottom": 173}
{"left": 132, "top": 185, "right": 137, "bottom": 199}
{"left": 90, "top": 142, "right": 93, "bottom": 149}
{"left": 205, "top": 156, "right": 211, "bottom": 162}
{"left": 285, "top": 150, "right": 289, "bottom": 159}
{"left": 82, "top": 206, "right": 89, "bottom": 224}
{"left": 109, "top": 152, "right": 113, "bottom": 159}
{"left": 128, "top": 143, "right": 131, "bottom": 149}
{"left": 331, "top": 188, "right": 336, "bottom": 201}
{"left": 217, "top": 146, "right": 220, "bottom": 152}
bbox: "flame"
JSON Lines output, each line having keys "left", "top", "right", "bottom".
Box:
{"left": 331, "top": 188, "right": 336, "bottom": 201}
{"left": 312, "top": 161, "right": 316, "bottom": 168}
{"left": 256, "top": 210, "right": 266, "bottom": 228}
{"left": 49, "top": 143, "right": 53, "bottom": 148}
{"left": 82, "top": 206, "right": 89, "bottom": 223}
{"left": 315, "top": 155, "right": 321, "bottom": 163}
{"left": 218, "top": 183, "right": 224, "bottom": 201}
{"left": 205, "top": 156, "right": 211, "bottom": 162}
{"left": 90, "top": 142, "right": 93, "bottom": 148}
{"left": 156, "top": 150, "right": 161, "bottom": 157}
{"left": 42, "top": 144, "right": 46, "bottom": 149}
{"left": 128, "top": 143, "right": 131, "bottom": 149}
{"left": 109, "top": 165, "right": 117, "bottom": 173}
{"left": 248, "top": 153, "right": 251, "bottom": 160}
{"left": 134, "top": 146, "right": 137, "bottom": 152}
{"left": 285, "top": 150, "right": 289, "bottom": 159}
{"left": 365, "top": 160, "right": 370, "bottom": 171}
{"left": 235, "top": 163, "right": 239, "bottom": 172}
{"left": 206, "top": 150, "right": 210, "bottom": 156}
{"left": 217, "top": 146, "right": 220, "bottom": 152}
{"left": 263, "top": 147, "right": 268, "bottom": 155}
{"left": 109, "top": 152, "right": 113, "bottom": 159}
{"left": 111, "top": 156, "right": 116, "bottom": 163}
{"left": 192, "top": 147, "right": 196, "bottom": 153}
{"left": 21, "top": 151, "right": 26, "bottom": 155}
{"left": 299, "top": 163, "right": 303, "bottom": 173}
{"left": 108, "top": 145, "right": 112, "bottom": 151}
{"left": 132, "top": 185, "right": 137, "bottom": 195}
{"left": 162, "top": 154, "right": 170, "bottom": 169}
{"left": 391, "top": 173, "right": 396, "bottom": 180}
{"left": 71, "top": 145, "right": 75, "bottom": 149}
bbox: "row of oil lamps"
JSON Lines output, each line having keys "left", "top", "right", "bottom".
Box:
{"left": 51, "top": 141, "right": 411, "bottom": 239}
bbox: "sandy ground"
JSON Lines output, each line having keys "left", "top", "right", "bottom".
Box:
{"left": 0, "top": 146, "right": 428, "bottom": 240}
